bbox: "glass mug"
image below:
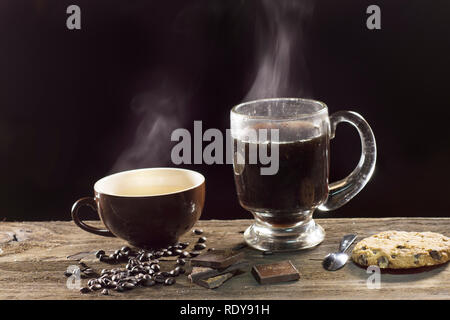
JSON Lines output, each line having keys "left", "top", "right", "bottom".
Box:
{"left": 230, "top": 98, "right": 376, "bottom": 251}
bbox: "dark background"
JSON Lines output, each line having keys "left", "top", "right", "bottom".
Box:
{"left": 1, "top": 0, "right": 449, "bottom": 221}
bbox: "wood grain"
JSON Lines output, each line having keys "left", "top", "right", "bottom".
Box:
{"left": 0, "top": 218, "right": 449, "bottom": 300}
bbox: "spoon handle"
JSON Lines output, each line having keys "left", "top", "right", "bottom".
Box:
{"left": 339, "top": 234, "right": 357, "bottom": 253}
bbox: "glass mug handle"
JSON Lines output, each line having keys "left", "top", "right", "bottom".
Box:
{"left": 318, "top": 111, "right": 377, "bottom": 211}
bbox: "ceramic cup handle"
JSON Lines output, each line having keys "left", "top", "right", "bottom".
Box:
{"left": 319, "top": 111, "right": 377, "bottom": 212}
{"left": 71, "top": 197, "right": 115, "bottom": 237}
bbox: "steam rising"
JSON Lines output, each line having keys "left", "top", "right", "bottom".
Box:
{"left": 111, "top": 82, "right": 186, "bottom": 173}
{"left": 245, "top": 0, "right": 314, "bottom": 100}
{"left": 112, "top": 1, "right": 314, "bottom": 171}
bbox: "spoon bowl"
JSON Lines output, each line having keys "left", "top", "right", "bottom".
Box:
{"left": 322, "top": 252, "right": 350, "bottom": 271}
{"left": 322, "top": 234, "right": 357, "bottom": 271}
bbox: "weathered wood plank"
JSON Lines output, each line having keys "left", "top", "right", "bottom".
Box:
{"left": 0, "top": 218, "right": 449, "bottom": 300}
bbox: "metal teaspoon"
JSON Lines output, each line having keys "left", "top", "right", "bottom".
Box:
{"left": 322, "top": 234, "right": 357, "bottom": 271}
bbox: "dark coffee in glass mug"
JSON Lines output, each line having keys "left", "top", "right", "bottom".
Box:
{"left": 231, "top": 98, "right": 376, "bottom": 252}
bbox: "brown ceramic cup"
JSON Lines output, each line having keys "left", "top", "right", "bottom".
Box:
{"left": 71, "top": 168, "right": 205, "bottom": 249}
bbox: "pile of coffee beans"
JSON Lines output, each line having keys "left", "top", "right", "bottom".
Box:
{"left": 66, "top": 229, "right": 207, "bottom": 294}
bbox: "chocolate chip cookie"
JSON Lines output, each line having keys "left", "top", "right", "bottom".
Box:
{"left": 352, "top": 231, "right": 450, "bottom": 269}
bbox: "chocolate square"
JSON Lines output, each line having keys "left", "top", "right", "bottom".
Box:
{"left": 188, "top": 260, "right": 249, "bottom": 282}
{"left": 190, "top": 249, "right": 245, "bottom": 269}
{"left": 252, "top": 260, "right": 300, "bottom": 285}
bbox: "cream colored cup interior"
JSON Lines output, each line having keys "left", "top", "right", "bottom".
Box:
{"left": 94, "top": 168, "right": 204, "bottom": 197}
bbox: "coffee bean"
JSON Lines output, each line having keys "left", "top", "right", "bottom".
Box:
{"left": 87, "top": 279, "right": 96, "bottom": 287}
{"left": 193, "top": 229, "right": 203, "bottom": 235}
{"left": 121, "top": 246, "right": 130, "bottom": 253}
{"left": 109, "top": 254, "right": 116, "bottom": 259}
{"left": 143, "top": 279, "right": 156, "bottom": 287}
{"left": 164, "top": 278, "right": 176, "bottom": 285}
{"left": 151, "top": 264, "right": 160, "bottom": 272}
{"left": 91, "top": 284, "right": 102, "bottom": 291}
{"left": 131, "top": 266, "right": 141, "bottom": 274}
{"left": 138, "top": 254, "right": 147, "bottom": 262}
{"left": 101, "top": 269, "right": 109, "bottom": 275}
{"left": 194, "top": 243, "right": 206, "bottom": 251}
{"left": 115, "top": 285, "right": 125, "bottom": 292}
{"left": 169, "top": 269, "right": 179, "bottom": 277}
{"left": 95, "top": 250, "right": 105, "bottom": 258}
{"left": 175, "top": 266, "right": 185, "bottom": 275}
{"left": 80, "top": 287, "right": 90, "bottom": 294}
{"left": 207, "top": 248, "right": 216, "bottom": 252}
{"left": 101, "top": 289, "right": 109, "bottom": 295}
{"left": 197, "top": 237, "right": 207, "bottom": 243}
{"left": 99, "top": 255, "right": 110, "bottom": 263}
{"left": 64, "top": 271, "right": 72, "bottom": 277}
{"left": 180, "top": 251, "right": 190, "bottom": 258}
{"left": 154, "top": 251, "right": 163, "bottom": 258}
{"left": 176, "top": 258, "right": 186, "bottom": 266}
{"left": 166, "top": 251, "right": 173, "bottom": 256}
{"left": 123, "top": 282, "right": 135, "bottom": 290}
{"left": 154, "top": 275, "right": 165, "bottom": 283}
{"left": 83, "top": 268, "right": 97, "bottom": 277}
{"left": 160, "top": 271, "right": 170, "bottom": 277}
{"left": 78, "top": 262, "right": 88, "bottom": 270}
{"left": 150, "top": 259, "right": 159, "bottom": 265}
{"left": 189, "top": 251, "right": 201, "bottom": 257}
{"left": 173, "top": 249, "right": 182, "bottom": 256}
{"left": 179, "top": 242, "right": 189, "bottom": 249}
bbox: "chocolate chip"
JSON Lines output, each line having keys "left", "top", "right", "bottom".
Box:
{"left": 358, "top": 254, "right": 368, "bottom": 266}
{"left": 377, "top": 256, "right": 389, "bottom": 268}
{"left": 429, "top": 250, "right": 441, "bottom": 260}
{"left": 414, "top": 254, "right": 422, "bottom": 264}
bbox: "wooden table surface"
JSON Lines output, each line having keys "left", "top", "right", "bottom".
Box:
{"left": 0, "top": 218, "right": 449, "bottom": 300}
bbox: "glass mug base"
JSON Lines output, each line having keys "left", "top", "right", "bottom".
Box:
{"left": 243, "top": 212, "right": 325, "bottom": 252}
